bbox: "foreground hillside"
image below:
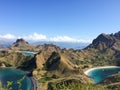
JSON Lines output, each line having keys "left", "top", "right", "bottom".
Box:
{"left": 0, "top": 31, "right": 120, "bottom": 90}
{"left": 99, "top": 73, "right": 120, "bottom": 90}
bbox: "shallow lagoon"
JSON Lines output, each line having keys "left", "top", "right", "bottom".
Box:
{"left": 85, "top": 66, "right": 120, "bottom": 83}
{"left": 0, "top": 68, "right": 32, "bottom": 90}
{"left": 21, "top": 51, "right": 36, "bottom": 56}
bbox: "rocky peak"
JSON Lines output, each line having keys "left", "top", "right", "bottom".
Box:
{"left": 87, "top": 32, "right": 118, "bottom": 50}
{"left": 9, "top": 38, "right": 36, "bottom": 51}
{"left": 114, "top": 31, "right": 120, "bottom": 39}
{"left": 12, "top": 38, "right": 29, "bottom": 47}
{"left": 14, "top": 38, "right": 28, "bottom": 44}
{"left": 93, "top": 33, "right": 116, "bottom": 44}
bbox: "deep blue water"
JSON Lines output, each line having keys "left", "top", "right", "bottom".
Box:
{"left": 0, "top": 68, "right": 32, "bottom": 90}
{"left": 87, "top": 67, "right": 120, "bottom": 83}
{"left": 22, "top": 51, "right": 36, "bottom": 56}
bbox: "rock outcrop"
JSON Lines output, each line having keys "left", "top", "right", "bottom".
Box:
{"left": 9, "top": 38, "right": 36, "bottom": 51}
{"left": 1, "top": 31, "right": 120, "bottom": 90}
{"left": 87, "top": 32, "right": 120, "bottom": 51}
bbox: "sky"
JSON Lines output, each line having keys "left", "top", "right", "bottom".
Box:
{"left": 0, "top": 0, "right": 120, "bottom": 43}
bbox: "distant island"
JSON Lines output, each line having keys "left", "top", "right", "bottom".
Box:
{"left": 0, "top": 31, "right": 120, "bottom": 90}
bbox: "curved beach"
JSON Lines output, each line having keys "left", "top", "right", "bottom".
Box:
{"left": 84, "top": 66, "right": 120, "bottom": 75}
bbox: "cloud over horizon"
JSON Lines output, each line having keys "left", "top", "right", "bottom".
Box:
{"left": 0, "top": 33, "right": 91, "bottom": 43}
{"left": 0, "top": 34, "right": 16, "bottom": 39}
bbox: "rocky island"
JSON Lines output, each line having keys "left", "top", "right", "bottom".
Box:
{"left": 0, "top": 31, "right": 120, "bottom": 90}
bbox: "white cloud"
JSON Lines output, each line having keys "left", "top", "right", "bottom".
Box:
{"left": 50, "top": 36, "right": 91, "bottom": 43}
{"left": 22, "top": 33, "right": 47, "bottom": 41}
{"left": 50, "top": 36, "right": 77, "bottom": 42}
{"left": 0, "top": 34, "right": 16, "bottom": 39}
{"left": 0, "top": 33, "right": 91, "bottom": 43}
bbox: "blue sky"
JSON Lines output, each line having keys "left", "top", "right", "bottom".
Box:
{"left": 0, "top": 0, "right": 120, "bottom": 43}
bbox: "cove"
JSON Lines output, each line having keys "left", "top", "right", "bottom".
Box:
{"left": 0, "top": 68, "right": 32, "bottom": 90}
{"left": 21, "top": 51, "right": 36, "bottom": 56}
{"left": 84, "top": 66, "right": 120, "bottom": 83}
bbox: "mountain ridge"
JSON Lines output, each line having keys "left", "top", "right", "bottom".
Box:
{"left": 0, "top": 31, "right": 120, "bottom": 90}
{"left": 86, "top": 31, "right": 120, "bottom": 51}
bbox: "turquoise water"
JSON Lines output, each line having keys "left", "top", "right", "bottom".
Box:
{"left": 0, "top": 68, "right": 32, "bottom": 90}
{"left": 22, "top": 51, "right": 36, "bottom": 56}
{"left": 87, "top": 67, "right": 120, "bottom": 83}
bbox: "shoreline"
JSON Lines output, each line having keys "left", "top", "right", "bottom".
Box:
{"left": 0, "top": 67, "right": 39, "bottom": 90}
{"left": 30, "top": 77, "right": 39, "bottom": 90}
{"left": 84, "top": 66, "right": 120, "bottom": 75}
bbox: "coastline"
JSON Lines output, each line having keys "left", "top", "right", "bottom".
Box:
{"left": 84, "top": 66, "right": 120, "bottom": 75}
{"left": 30, "top": 77, "right": 39, "bottom": 90}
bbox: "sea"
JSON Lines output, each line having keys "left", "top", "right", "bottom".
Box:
{"left": 87, "top": 67, "right": 120, "bottom": 83}
{"left": 0, "top": 68, "right": 32, "bottom": 90}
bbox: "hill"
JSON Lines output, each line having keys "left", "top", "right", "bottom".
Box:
{"left": 99, "top": 73, "right": 120, "bottom": 90}
{"left": 9, "top": 38, "right": 36, "bottom": 51}
{"left": 1, "top": 31, "right": 120, "bottom": 89}
{"left": 87, "top": 31, "right": 120, "bottom": 51}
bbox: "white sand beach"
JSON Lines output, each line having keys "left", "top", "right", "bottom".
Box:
{"left": 84, "top": 66, "right": 120, "bottom": 75}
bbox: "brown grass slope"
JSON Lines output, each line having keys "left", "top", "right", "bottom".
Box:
{"left": 99, "top": 73, "right": 120, "bottom": 90}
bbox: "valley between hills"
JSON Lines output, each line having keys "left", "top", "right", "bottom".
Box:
{"left": 1, "top": 31, "right": 120, "bottom": 90}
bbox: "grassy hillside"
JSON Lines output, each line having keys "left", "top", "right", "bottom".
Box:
{"left": 1, "top": 32, "right": 120, "bottom": 90}
{"left": 99, "top": 73, "right": 120, "bottom": 90}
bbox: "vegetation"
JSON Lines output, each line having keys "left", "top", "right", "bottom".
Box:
{"left": 1, "top": 32, "right": 120, "bottom": 90}
{"left": 99, "top": 74, "right": 120, "bottom": 90}
{"left": 16, "top": 55, "right": 36, "bottom": 71}
{"left": 48, "top": 82, "right": 108, "bottom": 90}
{"left": 39, "top": 77, "right": 52, "bottom": 83}
{"left": 43, "top": 52, "right": 60, "bottom": 71}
